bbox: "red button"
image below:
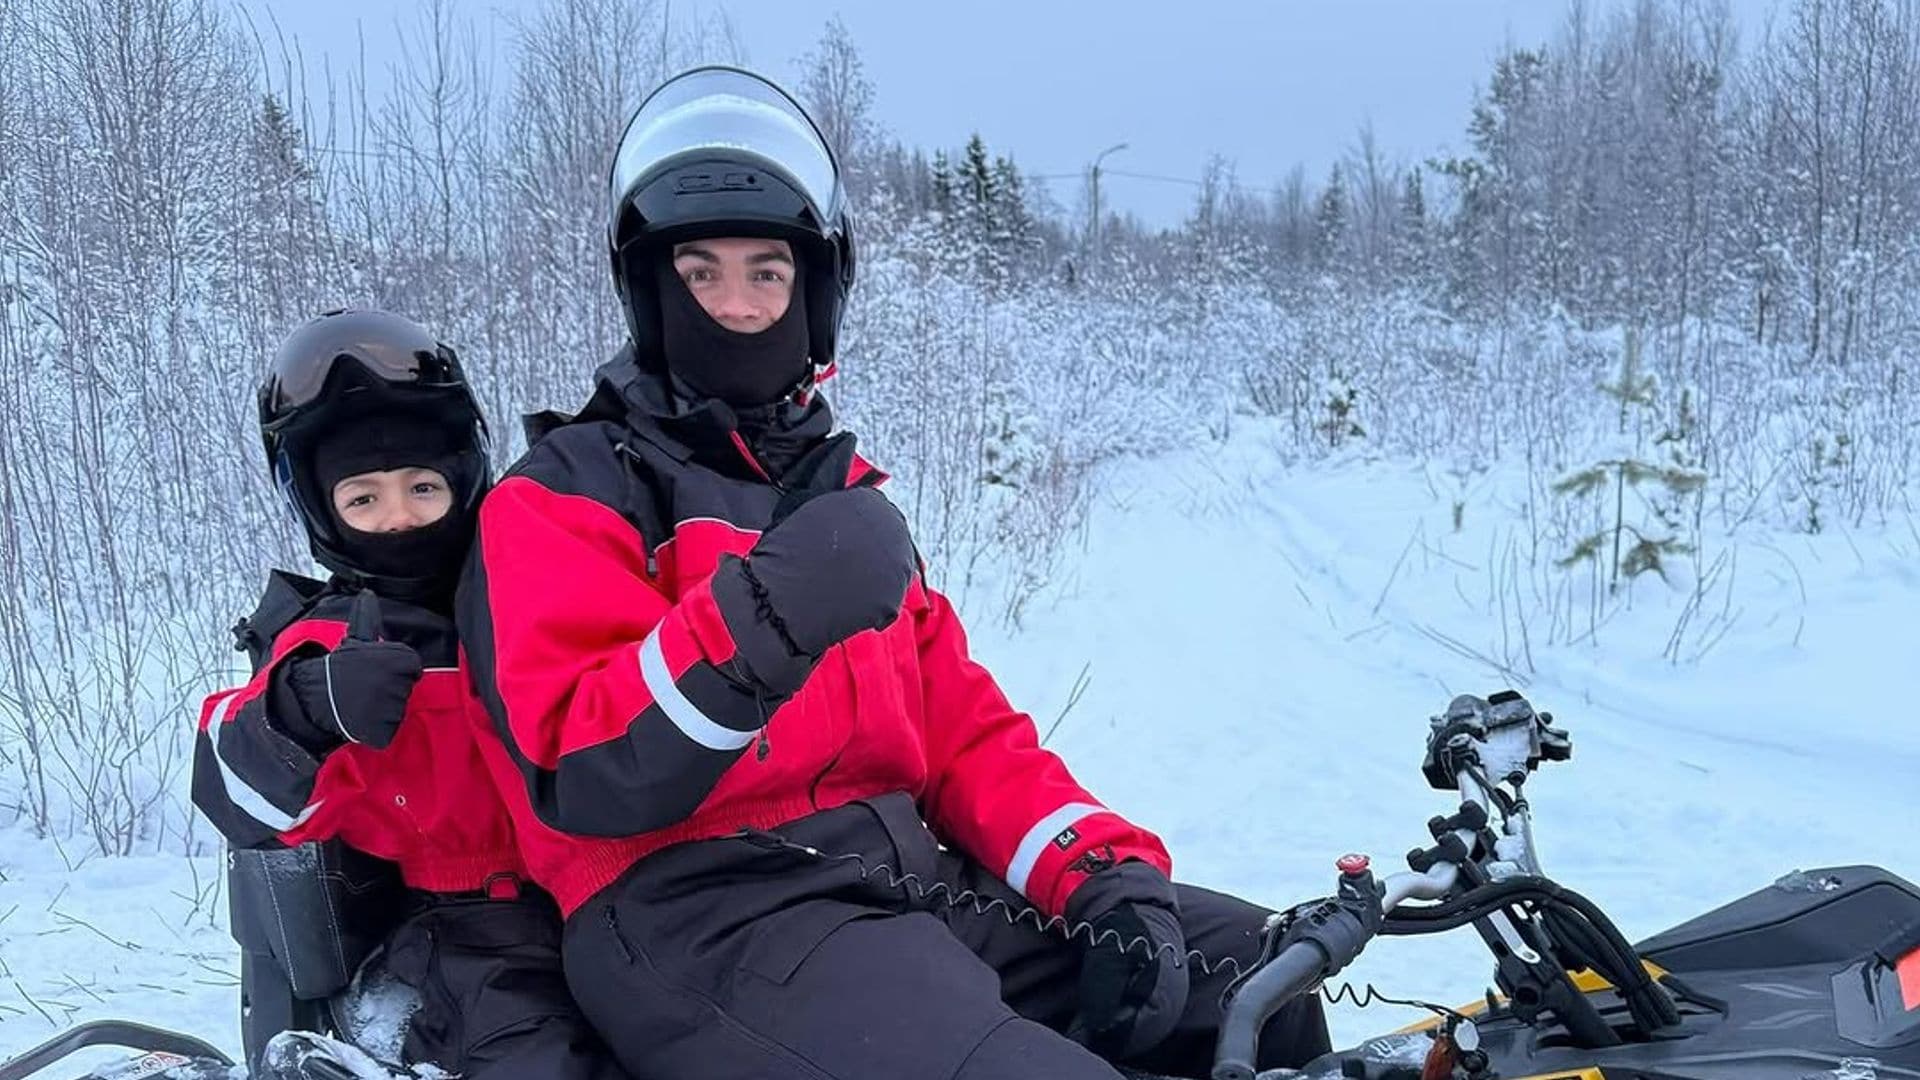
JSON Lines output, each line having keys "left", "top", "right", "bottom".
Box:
{"left": 1337, "top": 853, "right": 1371, "bottom": 876}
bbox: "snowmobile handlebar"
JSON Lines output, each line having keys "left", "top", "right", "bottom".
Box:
{"left": 1379, "top": 766, "right": 1490, "bottom": 908}
{"left": 1212, "top": 693, "right": 1563, "bottom": 1080}
{"left": 1209, "top": 942, "right": 1330, "bottom": 1080}
{"left": 1210, "top": 850, "right": 1467, "bottom": 1080}
{"left": 0, "top": 1021, "right": 232, "bottom": 1080}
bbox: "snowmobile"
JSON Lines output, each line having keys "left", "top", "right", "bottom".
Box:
{"left": 5, "top": 690, "right": 1916, "bottom": 1080}
{"left": 0, "top": 837, "right": 421, "bottom": 1080}
{"left": 1203, "top": 690, "right": 1920, "bottom": 1080}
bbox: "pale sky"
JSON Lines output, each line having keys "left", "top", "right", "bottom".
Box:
{"left": 230, "top": 0, "right": 1783, "bottom": 226}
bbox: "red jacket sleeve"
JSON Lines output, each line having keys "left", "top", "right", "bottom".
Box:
{"left": 190, "top": 622, "right": 360, "bottom": 849}
{"left": 458, "top": 475, "right": 774, "bottom": 838}
{"left": 913, "top": 585, "right": 1171, "bottom": 916}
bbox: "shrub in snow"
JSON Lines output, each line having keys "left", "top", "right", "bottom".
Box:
{"left": 1551, "top": 329, "right": 1708, "bottom": 592}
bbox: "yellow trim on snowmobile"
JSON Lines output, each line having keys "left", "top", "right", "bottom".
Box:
{"left": 1509, "top": 1070, "right": 1607, "bottom": 1080}
{"left": 1566, "top": 961, "right": 1669, "bottom": 991}
{"left": 1388, "top": 961, "right": 1670, "bottom": 1035}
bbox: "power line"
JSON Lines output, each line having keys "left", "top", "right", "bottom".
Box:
{"left": 293, "top": 139, "right": 1325, "bottom": 209}
{"left": 1029, "top": 168, "right": 1217, "bottom": 188}
{"left": 1026, "top": 165, "right": 1310, "bottom": 206}
{"left": 299, "top": 140, "right": 499, "bottom": 169}
{"left": 1106, "top": 167, "right": 1211, "bottom": 189}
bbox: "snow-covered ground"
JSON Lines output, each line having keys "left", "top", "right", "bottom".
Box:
{"left": 3, "top": 427, "right": 1917, "bottom": 1071}
{"left": 976, "top": 425, "right": 1920, "bottom": 1046}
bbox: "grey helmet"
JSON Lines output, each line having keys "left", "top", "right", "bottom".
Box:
{"left": 606, "top": 66, "right": 856, "bottom": 386}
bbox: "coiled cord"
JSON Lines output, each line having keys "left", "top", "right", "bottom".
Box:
{"left": 734, "top": 828, "right": 1251, "bottom": 978}
{"left": 735, "top": 823, "right": 1475, "bottom": 1029}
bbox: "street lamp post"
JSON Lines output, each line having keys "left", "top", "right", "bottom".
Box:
{"left": 1089, "top": 141, "right": 1128, "bottom": 276}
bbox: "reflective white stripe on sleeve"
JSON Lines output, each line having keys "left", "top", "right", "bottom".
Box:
{"left": 210, "top": 690, "right": 324, "bottom": 833}
{"left": 638, "top": 626, "right": 757, "bottom": 752}
{"left": 1004, "top": 802, "right": 1106, "bottom": 900}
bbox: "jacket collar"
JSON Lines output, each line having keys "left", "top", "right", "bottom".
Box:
{"left": 599, "top": 346, "right": 842, "bottom": 483}
{"left": 527, "top": 345, "right": 888, "bottom": 489}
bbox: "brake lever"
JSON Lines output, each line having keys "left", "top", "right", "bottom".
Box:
{"left": 1225, "top": 855, "right": 1388, "bottom": 1007}
{"left": 1222, "top": 906, "right": 1298, "bottom": 1005}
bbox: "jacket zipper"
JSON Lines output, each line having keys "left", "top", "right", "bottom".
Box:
{"left": 728, "top": 430, "right": 779, "bottom": 487}
{"left": 804, "top": 648, "right": 860, "bottom": 809}
{"left": 613, "top": 440, "right": 662, "bottom": 577}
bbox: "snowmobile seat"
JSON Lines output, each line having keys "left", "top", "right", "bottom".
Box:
{"left": 228, "top": 839, "right": 404, "bottom": 1074}
{"left": 1636, "top": 863, "right": 1920, "bottom": 970}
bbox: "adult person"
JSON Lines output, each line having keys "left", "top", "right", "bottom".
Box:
{"left": 459, "top": 67, "right": 1331, "bottom": 1080}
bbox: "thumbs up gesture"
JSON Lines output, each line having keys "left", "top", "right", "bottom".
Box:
{"left": 279, "top": 590, "right": 423, "bottom": 751}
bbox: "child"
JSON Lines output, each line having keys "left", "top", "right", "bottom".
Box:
{"left": 192, "top": 308, "right": 624, "bottom": 1079}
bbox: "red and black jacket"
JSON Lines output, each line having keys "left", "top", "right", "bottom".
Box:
{"left": 191, "top": 572, "right": 521, "bottom": 892}
{"left": 458, "top": 352, "right": 1169, "bottom": 917}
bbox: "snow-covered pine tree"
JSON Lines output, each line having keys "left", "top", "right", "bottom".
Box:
{"left": 990, "top": 153, "right": 1037, "bottom": 279}
{"left": 930, "top": 149, "right": 955, "bottom": 214}
{"left": 1312, "top": 163, "right": 1348, "bottom": 270}
{"left": 957, "top": 133, "right": 1005, "bottom": 283}
{"left": 1397, "top": 168, "right": 1431, "bottom": 287}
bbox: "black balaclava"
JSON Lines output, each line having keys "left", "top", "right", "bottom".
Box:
{"left": 307, "top": 413, "right": 474, "bottom": 582}
{"left": 654, "top": 250, "right": 812, "bottom": 408}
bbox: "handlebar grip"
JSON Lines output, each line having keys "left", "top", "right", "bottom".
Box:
{"left": 1210, "top": 943, "right": 1328, "bottom": 1080}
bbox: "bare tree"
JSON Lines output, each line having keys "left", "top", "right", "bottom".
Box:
{"left": 10, "top": 0, "right": 1920, "bottom": 861}
{"left": 796, "top": 16, "right": 877, "bottom": 201}
{"left": 1344, "top": 122, "right": 1404, "bottom": 278}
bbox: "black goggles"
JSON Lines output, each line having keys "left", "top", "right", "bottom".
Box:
{"left": 261, "top": 342, "right": 467, "bottom": 417}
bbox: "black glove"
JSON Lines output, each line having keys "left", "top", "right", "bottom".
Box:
{"left": 710, "top": 486, "right": 916, "bottom": 697}
{"left": 272, "top": 590, "right": 422, "bottom": 752}
{"left": 1066, "top": 861, "right": 1190, "bottom": 1061}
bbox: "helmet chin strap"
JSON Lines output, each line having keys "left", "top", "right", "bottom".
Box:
{"left": 791, "top": 362, "right": 824, "bottom": 407}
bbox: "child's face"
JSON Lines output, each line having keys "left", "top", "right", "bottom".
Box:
{"left": 330, "top": 467, "right": 453, "bottom": 534}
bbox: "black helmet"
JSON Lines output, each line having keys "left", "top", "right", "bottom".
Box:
{"left": 258, "top": 308, "right": 491, "bottom": 589}
{"left": 607, "top": 66, "right": 856, "bottom": 387}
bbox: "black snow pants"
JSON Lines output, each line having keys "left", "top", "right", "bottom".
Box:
{"left": 384, "top": 886, "right": 634, "bottom": 1080}
{"left": 562, "top": 793, "right": 1330, "bottom": 1080}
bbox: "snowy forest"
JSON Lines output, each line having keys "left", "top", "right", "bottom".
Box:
{"left": 2, "top": 0, "right": 1918, "bottom": 869}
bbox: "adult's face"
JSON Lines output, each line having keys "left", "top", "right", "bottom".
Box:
{"left": 669, "top": 237, "right": 796, "bottom": 333}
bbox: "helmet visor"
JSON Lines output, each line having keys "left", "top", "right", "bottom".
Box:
{"left": 610, "top": 67, "right": 839, "bottom": 238}
{"left": 263, "top": 321, "right": 466, "bottom": 416}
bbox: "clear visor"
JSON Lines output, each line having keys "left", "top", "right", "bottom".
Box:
{"left": 609, "top": 67, "right": 839, "bottom": 230}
